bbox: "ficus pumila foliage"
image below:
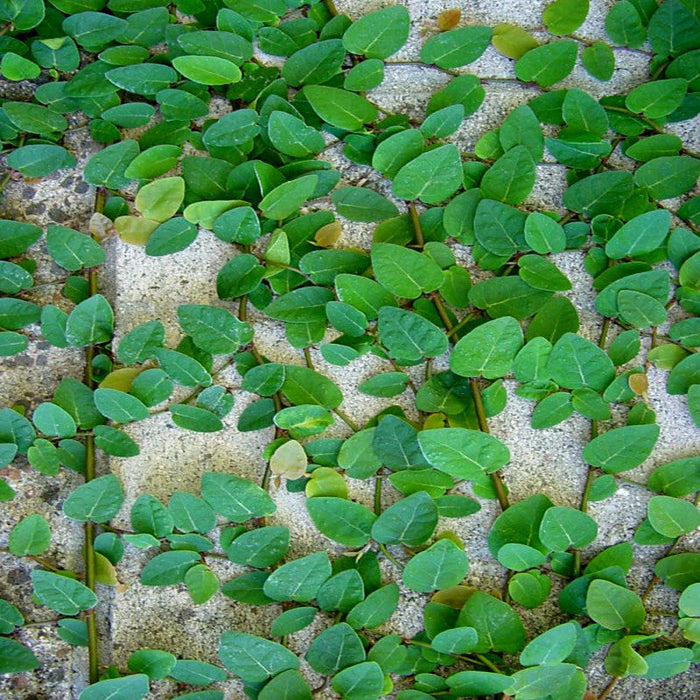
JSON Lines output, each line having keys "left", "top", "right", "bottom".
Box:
{"left": 0, "top": 0, "right": 698, "bottom": 699}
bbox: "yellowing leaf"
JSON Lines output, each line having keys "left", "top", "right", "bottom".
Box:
{"left": 315, "top": 220, "right": 342, "bottom": 247}
{"left": 492, "top": 24, "right": 539, "bottom": 59}
{"left": 134, "top": 176, "right": 185, "bottom": 222}
{"left": 270, "top": 440, "right": 307, "bottom": 479}
{"left": 99, "top": 368, "right": 142, "bottom": 392}
{"left": 114, "top": 216, "right": 160, "bottom": 245}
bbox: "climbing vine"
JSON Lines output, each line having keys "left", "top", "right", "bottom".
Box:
{"left": 0, "top": 0, "right": 699, "bottom": 699}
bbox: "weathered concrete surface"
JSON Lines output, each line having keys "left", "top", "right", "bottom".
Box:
{"left": 1, "top": 1, "right": 698, "bottom": 699}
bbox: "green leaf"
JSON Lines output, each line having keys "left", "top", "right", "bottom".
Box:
{"left": 497, "top": 543, "right": 547, "bottom": 571}
{"left": 343, "top": 6, "right": 410, "bottom": 59}
{"left": 63, "top": 474, "right": 124, "bottom": 523}
{"left": 587, "top": 579, "right": 646, "bottom": 630}
{"left": 227, "top": 526, "right": 289, "bottom": 568}
{"left": 346, "top": 583, "right": 399, "bottom": 629}
{"left": 94, "top": 425, "right": 140, "bottom": 457}
{"left": 626, "top": 78, "right": 688, "bottom": 119}
{"left": 260, "top": 175, "right": 319, "bottom": 221}
{"left": 581, "top": 40, "right": 615, "bottom": 81}
{"left": 524, "top": 212, "right": 566, "bottom": 254}
{"left": 326, "top": 302, "right": 368, "bottom": 338}
{"left": 605, "top": 210, "right": 671, "bottom": 259}
{"left": 372, "top": 129, "right": 424, "bottom": 179}
{"left": 344, "top": 58, "right": 385, "bottom": 91}
{"left": 547, "top": 332, "right": 615, "bottom": 392}
{"left": 168, "top": 491, "right": 216, "bottom": 534}
{"left": 419, "top": 427, "right": 510, "bottom": 478}
{"left": 519, "top": 255, "right": 571, "bottom": 292}
{"left": 263, "top": 552, "right": 331, "bottom": 602}
{"left": 259, "top": 669, "right": 311, "bottom": 700}
{"left": 331, "top": 661, "right": 384, "bottom": 700}
{"left": 3, "top": 101, "right": 67, "bottom": 135}
{"left": 78, "top": 675, "right": 150, "bottom": 700}
{"left": 0, "top": 298, "right": 40, "bottom": 330}
{"left": 268, "top": 111, "right": 324, "bottom": 158}
{"left": 643, "top": 647, "right": 694, "bottom": 679}
{"left": 219, "top": 631, "right": 299, "bottom": 682}
{"left": 488, "top": 493, "right": 554, "bottom": 555}
{"left": 371, "top": 491, "right": 438, "bottom": 546}
{"left": 102, "top": 102, "right": 155, "bottom": 128}
{"left": 0, "top": 220, "right": 42, "bottom": 257}
{"left": 282, "top": 39, "right": 345, "bottom": 86}
{"left": 134, "top": 176, "right": 185, "bottom": 223}
{"left": 469, "top": 276, "right": 553, "bottom": 320}
{"left": 8, "top": 513, "right": 51, "bottom": 556}
{"left": 656, "top": 553, "right": 700, "bottom": 591}
{"left": 125, "top": 145, "right": 181, "bottom": 181}
{"left": 372, "top": 243, "right": 443, "bottom": 299}
{"left": 106, "top": 63, "right": 176, "bottom": 95}
{"left": 634, "top": 156, "right": 700, "bottom": 200}
{"left": 626, "top": 134, "right": 684, "bottom": 162}
{"left": 317, "top": 570, "right": 365, "bottom": 613}
{"left": 304, "top": 85, "right": 377, "bottom": 131}
{"left": 583, "top": 424, "right": 659, "bottom": 473}
{"left": 155, "top": 349, "right": 211, "bottom": 388}
{"left": 65, "top": 294, "right": 113, "bottom": 346}
{"left": 539, "top": 506, "right": 598, "bottom": 552}
{"left": 421, "top": 26, "right": 493, "bottom": 68}
{"left": 31, "top": 569, "right": 97, "bottom": 615}
{"left": 392, "top": 145, "right": 463, "bottom": 205}
{"left": 84, "top": 140, "right": 140, "bottom": 189}
{"left": 403, "top": 539, "right": 469, "bottom": 592}
{"left": 32, "top": 402, "right": 77, "bottom": 438}
{"left": 46, "top": 225, "right": 105, "bottom": 272}
{"left": 7, "top": 144, "right": 76, "bottom": 177}
{"left": 94, "top": 388, "right": 149, "bottom": 423}
{"left": 306, "top": 623, "right": 366, "bottom": 675}
{"left": 458, "top": 591, "right": 526, "bottom": 653}
{"left": 543, "top": 0, "right": 589, "bottom": 34}
{"left": 0, "top": 637, "right": 38, "bottom": 674}
{"left": 648, "top": 0, "right": 700, "bottom": 57}
{"left": 140, "top": 550, "right": 199, "bottom": 586}
{"left": 447, "top": 671, "right": 514, "bottom": 697}
{"left": 515, "top": 41, "right": 578, "bottom": 87}
{"left": 201, "top": 472, "right": 275, "bottom": 522}
{"left": 480, "top": 146, "right": 536, "bottom": 205}
{"left": 271, "top": 607, "right": 317, "bottom": 637}
{"left": 184, "top": 564, "right": 218, "bottom": 604}
{"left": 451, "top": 317, "right": 523, "bottom": 378}
{"left": 331, "top": 187, "right": 399, "bottom": 222}
{"left": 177, "top": 304, "right": 252, "bottom": 354}
{"left": 281, "top": 365, "right": 343, "bottom": 409}
{"left": 172, "top": 55, "right": 241, "bottom": 85}
{"left": 307, "top": 497, "right": 376, "bottom": 547}
{"left": 378, "top": 307, "right": 448, "bottom": 362}
{"left": 0, "top": 0, "right": 44, "bottom": 31}
{"left": 531, "top": 392, "right": 573, "bottom": 429}
{"left": 0, "top": 598, "right": 23, "bottom": 635}
{"left": 128, "top": 649, "right": 176, "bottom": 680}
{"left": 606, "top": 1, "right": 646, "bottom": 48}
{"left": 169, "top": 658, "right": 227, "bottom": 685}
{"left": 647, "top": 495, "right": 700, "bottom": 538}
{"left": 648, "top": 456, "right": 700, "bottom": 497}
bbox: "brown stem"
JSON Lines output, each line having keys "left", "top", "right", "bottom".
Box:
{"left": 470, "top": 378, "right": 509, "bottom": 511}
{"left": 598, "top": 676, "right": 619, "bottom": 700}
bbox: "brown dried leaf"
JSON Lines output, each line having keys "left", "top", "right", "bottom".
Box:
{"left": 437, "top": 8, "right": 461, "bottom": 31}
{"left": 628, "top": 373, "right": 649, "bottom": 395}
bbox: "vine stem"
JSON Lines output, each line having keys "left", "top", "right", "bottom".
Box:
{"left": 408, "top": 204, "right": 424, "bottom": 248}
{"left": 598, "top": 676, "right": 619, "bottom": 700}
{"left": 322, "top": 0, "right": 338, "bottom": 16}
{"left": 83, "top": 187, "right": 105, "bottom": 685}
{"left": 470, "top": 378, "right": 510, "bottom": 511}
{"left": 573, "top": 317, "right": 610, "bottom": 576}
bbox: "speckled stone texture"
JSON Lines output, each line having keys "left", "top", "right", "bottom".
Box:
{"left": 1, "top": 1, "right": 698, "bottom": 699}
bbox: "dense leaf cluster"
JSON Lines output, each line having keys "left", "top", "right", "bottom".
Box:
{"left": 0, "top": 0, "right": 698, "bottom": 699}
